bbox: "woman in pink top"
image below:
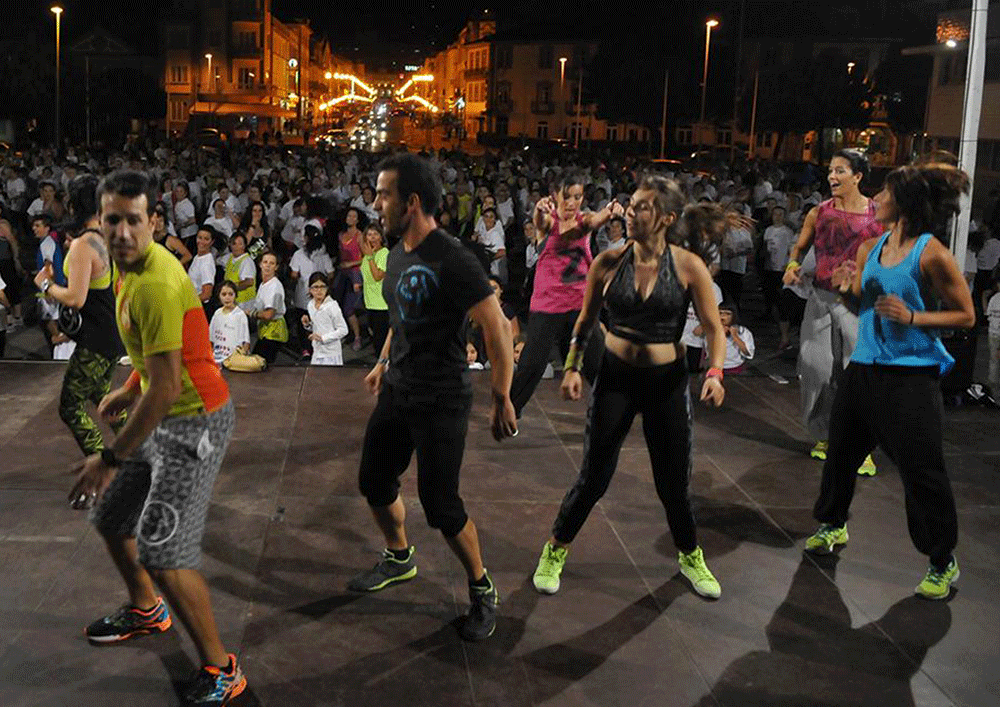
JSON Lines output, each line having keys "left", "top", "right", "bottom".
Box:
{"left": 510, "top": 172, "right": 624, "bottom": 417}
{"left": 784, "top": 149, "right": 884, "bottom": 474}
{"left": 338, "top": 207, "right": 365, "bottom": 350}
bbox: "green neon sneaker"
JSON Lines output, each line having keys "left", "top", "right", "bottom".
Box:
{"left": 532, "top": 542, "right": 568, "bottom": 595}
{"left": 810, "top": 441, "right": 828, "bottom": 461}
{"left": 915, "top": 558, "right": 960, "bottom": 600}
{"left": 347, "top": 547, "right": 417, "bottom": 592}
{"left": 678, "top": 547, "right": 721, "bottom": 599}
{"left": 857, "top": 455, "right": 877, "bottom": 476}
{"left": 805, "top": 524, "right": 849, "bottom": 555}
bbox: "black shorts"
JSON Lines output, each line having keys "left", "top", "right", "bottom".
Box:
{"left": 358, "top": 383, "right": 472, "bottom": 537}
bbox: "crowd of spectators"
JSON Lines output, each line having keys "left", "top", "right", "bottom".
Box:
{"left": 1, "top": 136, "right": 997, "bottom": 388}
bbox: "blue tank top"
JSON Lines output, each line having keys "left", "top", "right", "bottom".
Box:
{"left": 851, "top": 232, "right": 954, "bottom": 376}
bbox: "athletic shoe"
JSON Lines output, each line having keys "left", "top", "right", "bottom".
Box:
{"left": 810, "top": 441, "right": 828, "bottom": 461}
{"left": 857, "top": 455, "right": 877, "bottom": 476}
{"left": 915, "top": 558, "right": 960, "bottom": 600}
{"left": 182, "top": 653, "right": 247, "bottom": 706}
{"left": 460, "top": 570, "right": 499, "bottom": 641}
{"left": 804, "top": 523, "right": 849, "bottom": 555}
{"left": 532, "top": 542, "right": 568, "bottom": 595}
{"left": 678, "top": 547, "right": 721, "bottom": 599}
{"left": 347, "top": 547, "right": 417, "bottom": 592}
{"left": 85, "top": 597, "right": 172, "bottom": 644}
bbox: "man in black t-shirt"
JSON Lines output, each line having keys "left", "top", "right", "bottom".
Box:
{"left": 349, "top": 153, "right": 517, "bottom": 642}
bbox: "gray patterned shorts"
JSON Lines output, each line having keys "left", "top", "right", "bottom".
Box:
{"left": 91, "top": 400, "right": 235, "bottom": 569}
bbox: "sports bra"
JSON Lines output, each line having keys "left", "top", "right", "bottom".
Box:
{"left": 604, "top": 243, "right": 689, "bottom": 345}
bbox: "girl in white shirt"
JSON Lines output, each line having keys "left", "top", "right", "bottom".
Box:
{"left": 188, "top": 227, "right": 218, "bottom": 306}
{"left": 249, "top": 251, "right": 288, "bottom": 365}
{"left": 301, "top": 272, "right": 349, "bottom": 366}
{"left": 204, "top": 198, "right": 235, "bottom": 239}
{"left": 719, "top": 303, "right": 755, "bottom": 373}
{"left": 209, "top": 281, "right": 250, "bottom": 364}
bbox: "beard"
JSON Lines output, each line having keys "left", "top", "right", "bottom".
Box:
{"left": 383, "top": 208, "right": 409, "bottom": 243}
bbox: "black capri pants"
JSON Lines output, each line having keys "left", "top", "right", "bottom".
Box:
{"left": 553, "top": 350, "right": 698, "bottom": 552}
{"left": 813, "top": 363, "right": 958, "bottom": 570}
{"left": 358, "top": 383, "right": 472, "bottom": 538}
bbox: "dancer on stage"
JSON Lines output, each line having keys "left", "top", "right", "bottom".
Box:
{"left": 69, "top": 171, "right": 246, "bottom": 705}
{"left": 806, "top": 162, "right": 974, "bottom": 600}
{"left": 784, "top": 150, "right": 883, "bottom": 476}
{"left": 531, "top": 175, "right": 728, "bottom": 599}
{"left": 33, "top": 174, "right": 125, "bottom": 457}
{"left": 350, "top": 154, "right": 517, "bottom": 641}
{"left": 509, "top": 172, "right": 624, "bottom": 418}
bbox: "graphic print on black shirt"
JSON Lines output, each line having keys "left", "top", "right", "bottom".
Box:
{"left": 383, "top": 229, "right": 494, "bottom": 394}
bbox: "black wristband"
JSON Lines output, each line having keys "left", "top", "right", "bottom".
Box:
{"left": 101, "top": 448, "right": 121, "bottom": 467}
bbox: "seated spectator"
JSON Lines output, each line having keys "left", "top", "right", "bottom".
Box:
{"left": 466, "top": 336, "right": 484, "bottom": 370}
{"left": 218, "top": 232, "right": 257, "bottom": 311}
{"left": 302, "top": 272, "right": 349, "bottom": 366}
{"left": 204, "top": 198, "right": 236, "bottom": 239}
{"left": 477, "top": 207, "right": 506, "bottom": 281}
{"left": 209, "top": 280, "right": 250, "bottom": 365}
{"left": 189, "top": 226, "right": 218, "bottom": 310}
{"left": 680, "top": 280, "right": 723, "bottom": 373}
{"left": 718, "top": 302, "right": 755, "bottom": 373}
{"left": 249, "top": 250, "right": 288, "bottom": 365}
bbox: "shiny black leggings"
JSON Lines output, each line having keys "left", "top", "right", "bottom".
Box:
{"left": 552, "top": 350, "right": 698, "bottom": 552}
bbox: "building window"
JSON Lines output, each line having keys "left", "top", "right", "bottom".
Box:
{"left": 539, "top": 44, "right": 553, "bottom": 69}
{"left": 170, "top": 99, "right": 189, "bottom": 122}
{"left": 238, "top": 67, "right": 254, "bottom": 88}
{"left": 716, "top": 129, "right": 732, "bottom": 146}
{"left": 606, "top": 125, "right": 617, "bottom": 141}
{"left": 757, "top": 132, "right": 773, "bottom": 148}
{"left": 170, "top": 65, "right": 189, "bottom": 84}
{"left": 496, "top": 45, "right": 512, "bottom": 70}
{"left": 537, "top": 121, "right": 548, "bottom": 139}
{"left": 238, "top": 31, "right": 257, "bottom": 49}
{"left": 629, "top": 128, "right": 638, "bottom": 142}
{"left": 536, "top": 82, "right": 551, "bottom": 103}
{"left": 677, "top": 127, "right": 693, "bottom": 145}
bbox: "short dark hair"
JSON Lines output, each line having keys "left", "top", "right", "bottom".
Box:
{"left": 31, "top": 213, "right": 52, "bottom": 227}
{"left": 482, "top": 207, "right": 497, "bottom": 218}
{"left": 831, "top": 149, "right": 870, "bottom": 182}
{"left": 230, "top": 232, "right": 247, "bottom": 247}
{"left": 307, "top": 271, "right": 329, "bottom": 288}
{"left": 378, "top": 153, "right": 442, "bottom": 215}
{"left": 97, "top": 170, "right": 159, "bottom": 215}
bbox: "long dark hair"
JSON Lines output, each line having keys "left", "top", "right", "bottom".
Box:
{"left": 884, "top": 163, "right": 970, "bottom": 246}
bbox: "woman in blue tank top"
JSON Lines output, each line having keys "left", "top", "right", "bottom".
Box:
{"left": 805, "top": 163, "right": 976, "bottom": 601}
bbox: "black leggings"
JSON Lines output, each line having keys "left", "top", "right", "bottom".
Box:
{"left": 813, "top": 363, "right": 958, "bottom": 570}
{"left": 367, "top": 309, "right": 390, "bottom": 357}
{"left": 358, "top": 384, "right": 472, "bottom": 538}
{"left": 253, "top": 338, "right": 282, "bottom": 365}
{"left": 510, "top": 309, "right": 603, "bottom": 416}
{"left": 552, "top": 350, "right": 697, "bottom": 552}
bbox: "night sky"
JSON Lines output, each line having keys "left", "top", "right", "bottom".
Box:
{"left": 5, "top": 0, "right": 959, "bottom": 65}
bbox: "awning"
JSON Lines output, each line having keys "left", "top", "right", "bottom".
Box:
{"left": 191, "top": 102, "right": 295, "bottom": 118}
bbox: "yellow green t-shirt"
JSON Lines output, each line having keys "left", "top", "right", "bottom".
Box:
{"left": 361, "top": 247, "right": 388, "bottom": 311}
{"left": 117, "top": 242, "right": 229, "bottom": 417}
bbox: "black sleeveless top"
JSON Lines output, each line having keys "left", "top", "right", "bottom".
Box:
{"left": 604, "top": 243, "right": 688, "bottom": 345}
{"left": 60, "top": 230, "right": 124, "bottom": 360}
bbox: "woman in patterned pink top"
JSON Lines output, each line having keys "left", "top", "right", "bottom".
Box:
{"left": 784, "top": 149, "right": 884, "bottom": 476}
{"left": 510, "top": 171, "right": 624, "bottom": 418}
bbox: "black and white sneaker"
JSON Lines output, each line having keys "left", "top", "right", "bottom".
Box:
{"left": 460, "top": 570, "right": 499, "bottom": 641}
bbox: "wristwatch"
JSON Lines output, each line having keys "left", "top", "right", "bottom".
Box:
{"left": 100, "top": 449, "right": 122, "bottom": 468}
{"left": 40, "top": 278, "right": 53, "bottom": 294}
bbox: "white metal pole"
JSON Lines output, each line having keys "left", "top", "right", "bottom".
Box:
{"left": 659, "top": 68, "right": 669, "bottom": 159}
{"left": 951, "top": 0, "right": 989, "bottom": 261}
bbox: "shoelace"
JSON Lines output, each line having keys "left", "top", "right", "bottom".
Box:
{"left": 682, "top": 554, "right": 713, "bottom": 581}
{"left": 539, "top": 547, "right": 564, "bottom": 576}
{"left": 923, "top": 567, "right": 949, "bottom": 586}
{"left": 815, "top": 525, "right": 841, "bottom": 542}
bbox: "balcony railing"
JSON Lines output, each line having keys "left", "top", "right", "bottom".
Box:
{"left": 531, "top": 99, "right": 554, "bottom": 115}
{"left": 491, "top": 97, "right": 513, "bottom": 114}
{"left": 565, "top": 101, "right": 594, "bottom": 115}
{"left": 464, "top": 66, "right": 489, "bottom": 79}
{"left": 231, "top": 44, "right": 261, "bottom": 59}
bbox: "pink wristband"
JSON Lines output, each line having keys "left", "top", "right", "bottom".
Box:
{"left": 705, "top": 367, "right": 723, "bottom": 381}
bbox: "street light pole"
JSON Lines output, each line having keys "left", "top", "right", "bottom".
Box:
{"left": 659, "top": 68, "right": 669, "bottom": 159}
{"left": 205, "top": 53, "right": 213, "bottom": 92}
{"left": 700, "top": 19, "right": 718, "bottom": 151}
{"left": 51, "top": 6, "right": 63, "bottom": 149}
{"left": 574, "top": 63, "right": 583, "bottom": 149}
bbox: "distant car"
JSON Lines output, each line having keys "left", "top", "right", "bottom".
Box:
{"left": 319, "top": 129, "right": 350, "bottom": 149}
{"left": 195, "top": 128, "right": 222, "bottom": 146}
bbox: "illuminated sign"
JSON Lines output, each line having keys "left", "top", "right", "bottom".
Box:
{"left": 405, "top": 65, "right": 421, "bottom": 72}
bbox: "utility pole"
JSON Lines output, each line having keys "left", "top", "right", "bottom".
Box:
{"left": 659, "top": 68, "right": 669, "bottom": 159}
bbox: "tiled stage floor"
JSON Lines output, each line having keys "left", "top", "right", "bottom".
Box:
{"left": 0, "top": 362, "right": 996, "bottom": 706}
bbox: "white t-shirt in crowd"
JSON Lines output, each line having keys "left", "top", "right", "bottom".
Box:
{"left": 977, "top": 237, "right": 1000, "bottom": 271}
{"left": 680, "top": 281, "right": 723, "bottom": 349}
{"left": 763, "top": 224, "right": 795, "bottom": 272}
{"left": 203, "top": 216, "right": 234, "bottom": 239}
{"left": 209, "top": 306, "right": 250, "bottom": 364}
{"left": 723, "top": 325, "right": 755, "bottom": 370}
{"left": 290, "top": 246, "right": 334, "bottom": 310}
{"left": 254, "top": 276, "right": 286, "bottom": 317}
{"left": 721, "top": 226, "right": 753, "bottom": 274}
{"left": 174, "top": 198, "right": 198, "bottom": 239}
{"left": 495, "top": 198, "right": 515, "bottom": 227}
{"left": 306, "top": 296, "right": 349, "bottom": 365}
{"left": 188, "top": 253, "right": 216, "bottom": 301}
{"left": 0, "top": 271, "right": 6, "bottom": 332}
{"left": 282, "top": 215, "right": 306, "bottom": 248}
{"left": 987, "top": 291, "right": 1000, "bottom": 338}
{"left": 27, "top": 198, "right": 48, "bottom": 217}
{"left": 783, "top": 246, "right": 815, "bottom": 301}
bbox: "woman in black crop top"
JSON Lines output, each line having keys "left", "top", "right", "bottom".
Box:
{"left": 531, "top": 175, "right": 731, "bottom": 600}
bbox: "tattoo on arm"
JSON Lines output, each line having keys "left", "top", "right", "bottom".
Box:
{"left": 88, "top": 235, "right": 109, "bottom": 270}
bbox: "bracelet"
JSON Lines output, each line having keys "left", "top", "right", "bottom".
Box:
{"left": 705, "top": 367, "right": 724, "bottom": 381}
{"left": 909, "top": 309, "right": 915, "bottom": 326}
{"left": 40, "top": 278, "right": 53, "bottom": 294}
{"left": 377, "top": 357, "right": 389, "bottom": 367}
{"left": 785, "top": 260, "right": 799, "bottom": 271}
{"left": 564, "top": 347, "right": 584, "bottom": 372}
